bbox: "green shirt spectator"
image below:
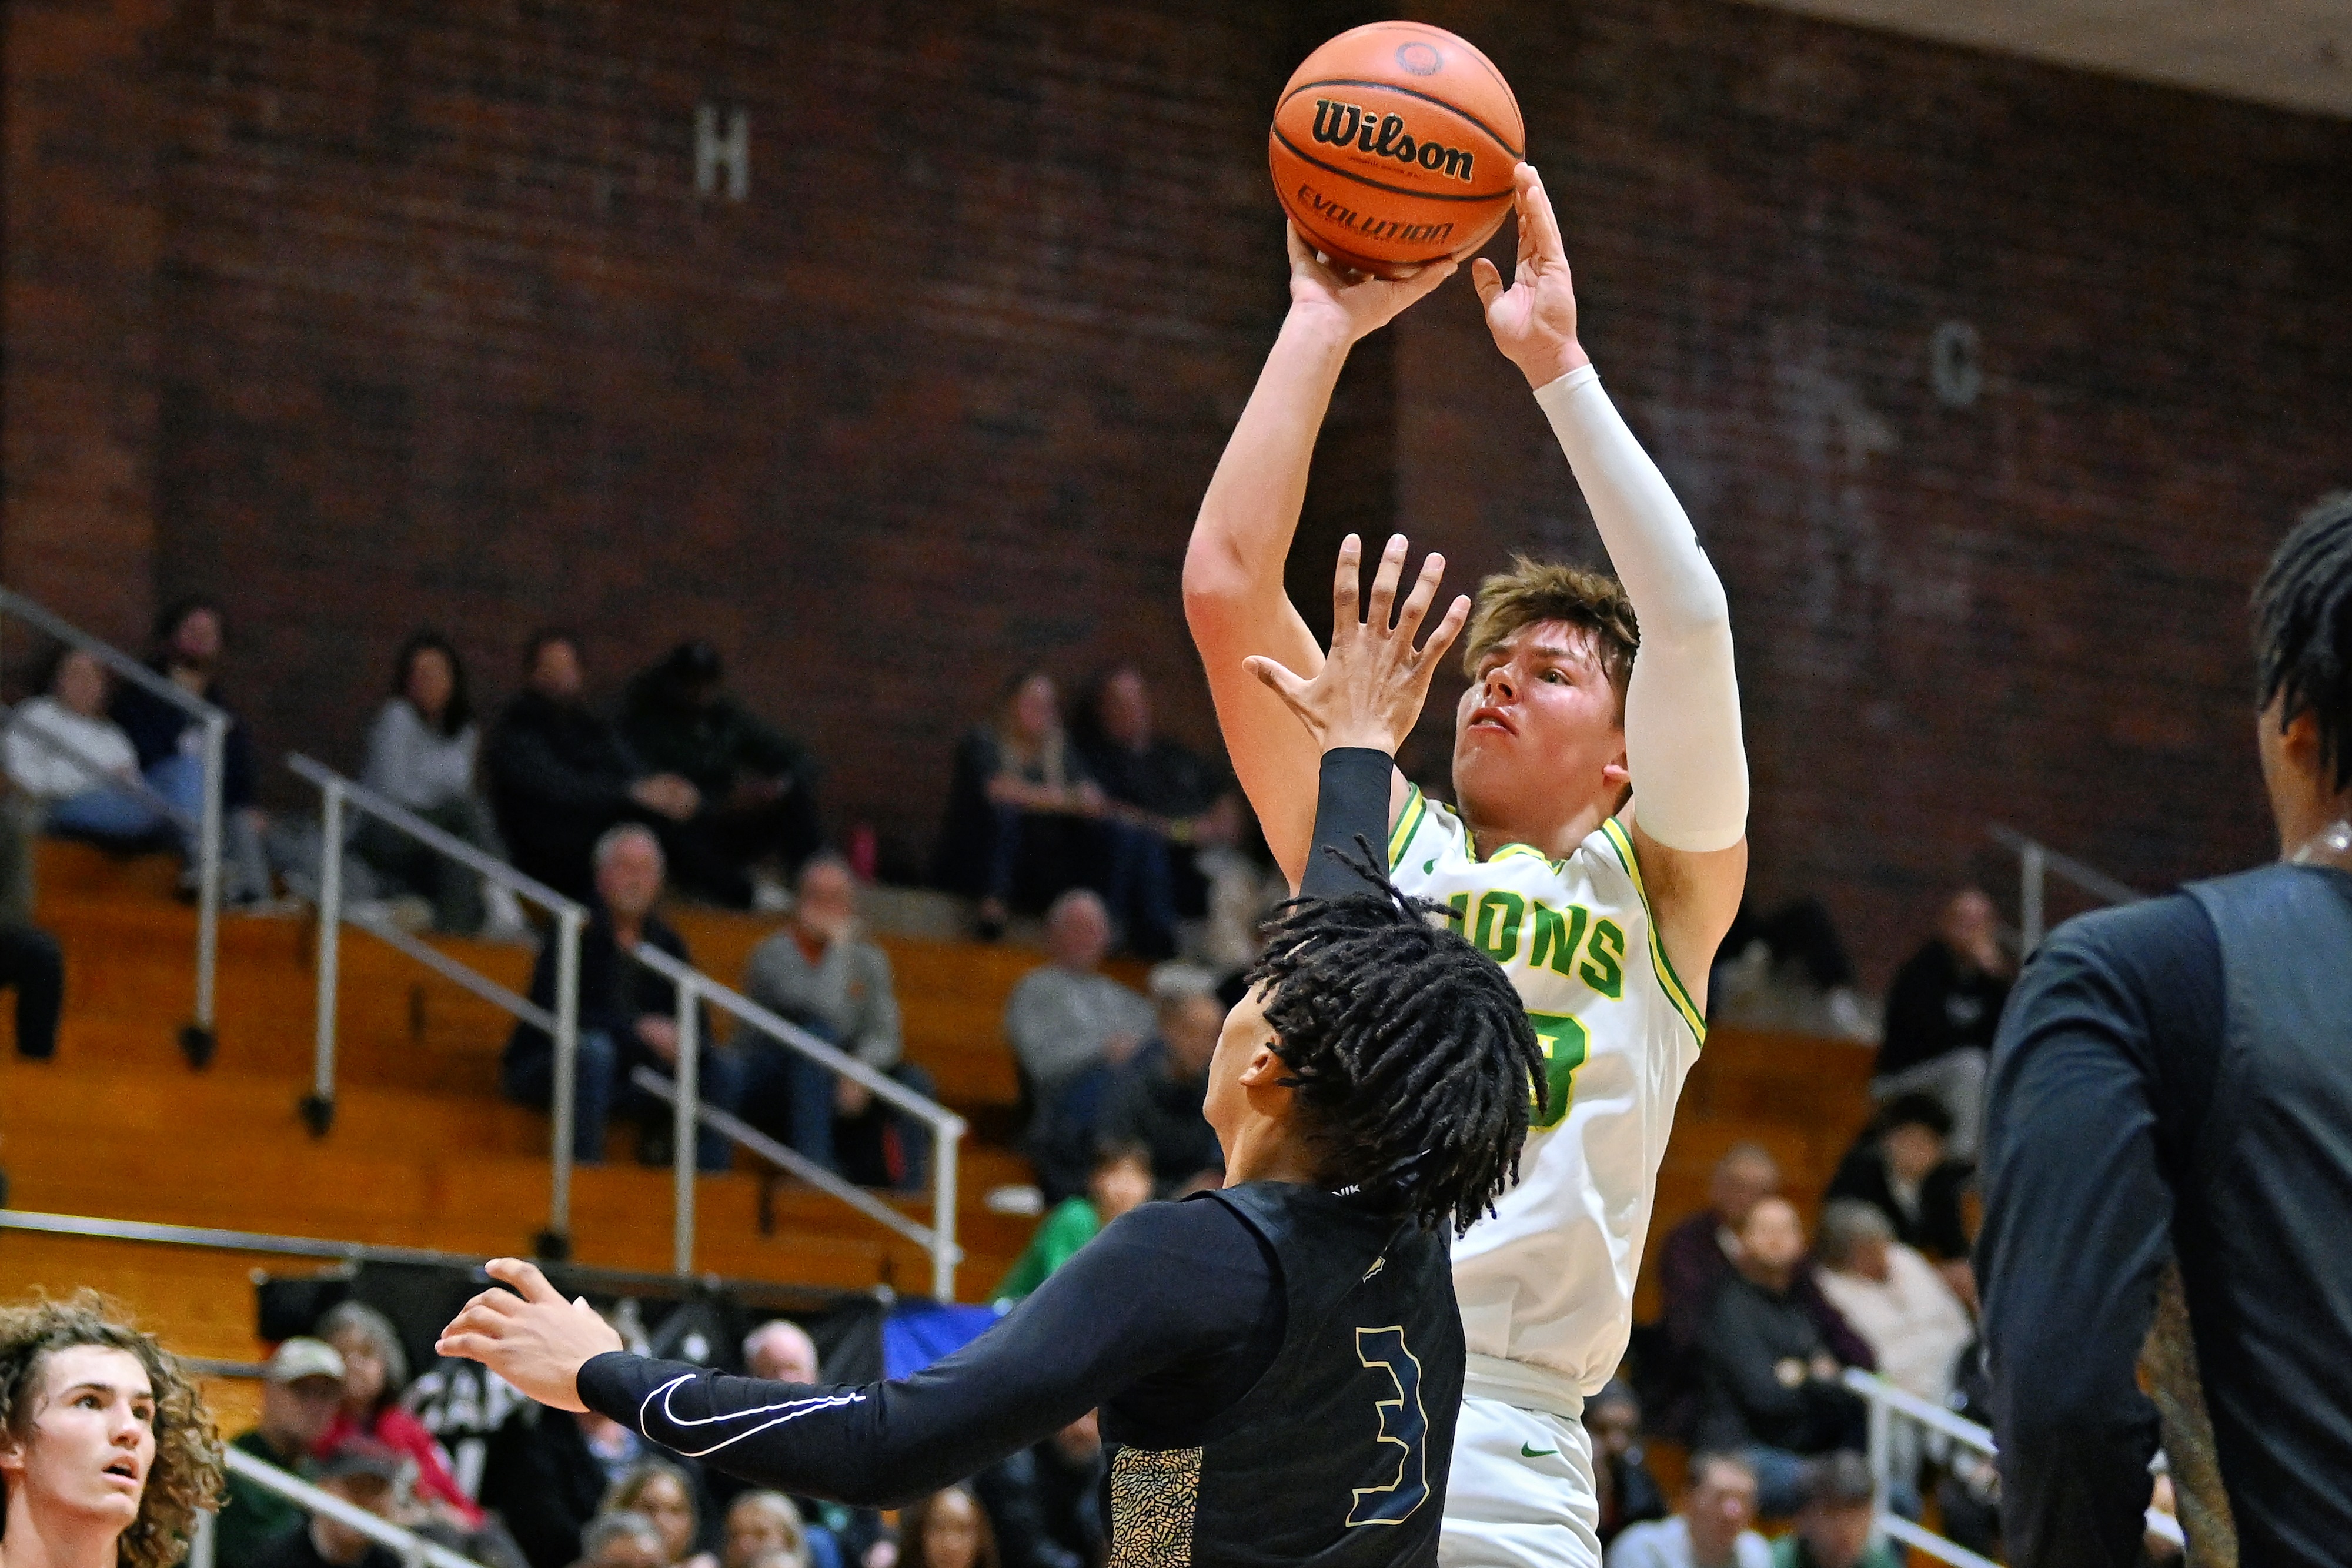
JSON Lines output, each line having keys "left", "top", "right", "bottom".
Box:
{"left": 993, "top": 1144, "right": 1154, "bottom": 1305}
{"left": 216, "top": 1338, "right": 348, "bottom": 1562}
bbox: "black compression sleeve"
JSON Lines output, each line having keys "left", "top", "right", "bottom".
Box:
{"left": 574, "top": 1199, "right": 1273, "bottom": 1507}
{"left": 1299, "top": 747, "right": 1397, "bottom": 900}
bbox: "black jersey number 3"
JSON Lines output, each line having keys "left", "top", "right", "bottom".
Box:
{"left": 1346, "top": 1327, "right": 1431, "bottom": 1527}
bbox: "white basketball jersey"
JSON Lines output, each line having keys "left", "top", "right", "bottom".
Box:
{"left": 1387, "top": 786, "right": 1706, "bottom": 1393}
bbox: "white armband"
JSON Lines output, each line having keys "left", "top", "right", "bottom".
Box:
{"left": 1534, "top": 366, "right": 1749, "bottom": 852}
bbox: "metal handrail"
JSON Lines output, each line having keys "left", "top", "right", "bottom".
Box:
{"left": 628, "top": 945, "right": 967, "bottom": 1299}
{"left": 1988, "top": 823, "right": 2146, "bottom": 952}
{"left": 285, "top": 753, "right": 587, "bottom": 1258}
{"left": 0, "top": 587, "right": 226, "bottom": 1064}
{"left": 0, "top": 698, "right": 195, "bottom": 831}
{"left": 190, "top": 1446, "right": 479, "bottom": 1568}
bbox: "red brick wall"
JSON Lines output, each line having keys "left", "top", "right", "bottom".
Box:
{"left": 5, "top": 0, "right": 2348, "bottom": 974}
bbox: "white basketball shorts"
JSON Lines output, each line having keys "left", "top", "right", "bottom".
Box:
{"left": 1439, "top": 1394, "right": 1603, "bottom": 1568}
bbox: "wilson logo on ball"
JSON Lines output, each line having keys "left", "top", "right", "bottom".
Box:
{"left": 1309, "top": 99, "right": 1478, "bottom": 182}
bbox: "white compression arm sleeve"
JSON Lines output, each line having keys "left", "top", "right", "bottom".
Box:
{"left": 1534, "top": 364, "right": 1749, "bottom": 852}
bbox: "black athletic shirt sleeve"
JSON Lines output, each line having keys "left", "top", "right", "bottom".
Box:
{"left": 1299, "top": 747, "right": 1397, "bottom": 900}
{"left": 575, "top": 1197, "right": 1277, "bottom": 1507}
{"left": 1976, "top": 892, "right": 2223, "bottom": 1567}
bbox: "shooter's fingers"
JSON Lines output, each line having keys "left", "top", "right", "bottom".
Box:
{"left": 1470, "top": 256, "right": 1506, "bottom": 312}
{"left": 1394, "top": 553, "right": 1448, "bottom": 642}
{"left": 1365, "top": 536, "right": 1409, "bottom": 633}
{"left": 1516, "top": 164, "right": 1567, "bottom": 266}
{"left": 1331, "top": 534, "right": 1364, "bottom": 634}
{"left": 485, "top": 1256, "right": 566, "bottom": 1307}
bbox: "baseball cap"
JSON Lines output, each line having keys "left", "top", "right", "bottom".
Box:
{"left": 265, "top": 1338, "right": 346, "bottom": 1386}
{"left": 315, "top": 1437, "right": 406, "bottom": 1485}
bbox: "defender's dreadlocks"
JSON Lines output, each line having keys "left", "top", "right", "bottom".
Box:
{"left": 2254, "top": 493, "right": 2352, "bottom": 792}
{"left": 1247, "top": 850, "right": 1546, "bottom": 1236}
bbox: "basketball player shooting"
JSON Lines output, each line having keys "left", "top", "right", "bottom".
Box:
{"left": 1184, "top": 163, "right": 1749, "bottom": 1568}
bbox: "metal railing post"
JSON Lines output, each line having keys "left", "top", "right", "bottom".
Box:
{"left": 545, "top": 908, "right": 584, "bottom": 1259}
{"left": 1865, "top": 1375, "right": 1893, "bottom": 1525}
{"left": 673, "top": 976, "right": 700, "bottom": 1276}
{"left": 932, "top": 1120, "right": 961, "bottom": 1300}
{"left": 2020, "top": 839, "right": 2047, "bottom": 954}
{"left": 190, "top": 1506, "right": 216, "bottom": 1568}
{"left": 302, "top": 781, "right": 345, "bottom": 1136}
{"left": 186, "top": 714, "right": 228, "bottom": 1067}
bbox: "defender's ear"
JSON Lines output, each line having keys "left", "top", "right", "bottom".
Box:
{"left": 1235, "top": 1037, "right": 1287, "bottom": 1089}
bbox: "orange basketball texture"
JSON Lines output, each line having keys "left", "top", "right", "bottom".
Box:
{"left": 1269, "top": 21, "right": 1524, "bottom": 278}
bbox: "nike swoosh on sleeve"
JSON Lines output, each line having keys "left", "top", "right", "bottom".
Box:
{"left": 638, "top": 1374, "right": 870, "bottom": 1457}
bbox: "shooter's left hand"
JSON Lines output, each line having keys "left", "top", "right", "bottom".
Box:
{"left": 1244, "top": 533, "right": 1468, "bottom": 757}
{"left": 436, "top": 1258, "right": 622, "bottom": 1413}
{"left": 1471, "top": 165, "right": 1592, "bottom": 389}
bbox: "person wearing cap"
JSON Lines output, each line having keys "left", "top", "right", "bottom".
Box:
{"left": 216, "top": 1338, "right": 348, "bottom": 1562}
{"left": 622, "top": 641, "right": 825, "bottom": 910}
{"left": 250, "top": 1437, "right": 409, "bottom": 1568}
{"left": 1769, "top": 1453, "right": 1899, "bottom": 1568}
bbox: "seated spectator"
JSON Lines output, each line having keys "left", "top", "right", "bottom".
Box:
{"left": 108, "top": 596, "right": 273, "bottom": 903}
{"left": 0, "top": 777, "right": 63, "bottom": 1064}
{"left": 1822, "top": 1094, "right": 1975, "bottom": 1306}
{"left": 993, "top": 1141, "right": 1154, "bottom": 1305}
{"left": 933, "top": 671, "right": 1108, "bottom": 940}
{"left": 606, "top": 1459, "right": 719, "bottom": 1568}
{"left": 503, "top": 824, "right": 741, "bottom": 1170}
{"left": 1770, "top": 1453, "right": 1898, "bottom": 1568}
{"left": 1708, "top": 896, "right": 1872, "bottom": 1040}
{"left": 722, "top": 1492, "right": 819, "bottom": 1568}
{"left": 1027, "top": 1414, "right": 1107, "bottom": 1568}
{"left": 622, "top": 641, "right": 826, "bottom": 909}
{"left": 487, "top": 630, "right": 700, "bottom": 905}
{"left": 1605, "top": 1450, "right": 1771, "bottom": 1568}
{"left": 1586, "top": 1380, "right": 1668, "bottom": 1547}
{"left": 900, "top": 1487, "right": 998, "bottom": 1568}
{"left": 577, "top": 1512, "right": 671, "bottom": 1568}
{"left": 1810, "top": 1201, "right": 1971, "bottom": 1408}
{"left": 737, "top": 1325, "right": 873, "bottom": 1568}
{"left": 252, "top": 1438, "right": 408, "bottom": 1568}
{"left": 1657, "top": 1146, "right": 1875, "bottom": 1379}
{"left": 314, "top": 1300, "right": 485, "bottom": 1530}
{"left": 1696, "top": 1197, "right": 1867, "bottom": 1517}
{"left": 740, "top": 855, "right": 932, "bottom": 1189}
{"left": 1871, "top": 887, "right": 2012, "bottom": 1164}
{"left": 6, "top": 646, "right": 166, "bottom": 848}
{"left": 1097, "top": 964, "right": 1225, "bottom": 1195}
{"left": 354, "top": 632, "right": 527, "bottom": 938}
{"left": 1074, "top": 666, "right": 1226, "bottom": 959}
{"left": 218, "top": 1336, "right": 349, "bottom": 1563}
{"left": 1003, "top": 891, "right": 1151, "bottom": 1152}
{"left": 480, "top": 1403, "right": 651, "bottom": 1568}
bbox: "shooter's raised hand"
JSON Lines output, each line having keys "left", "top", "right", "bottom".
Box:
{"left": 1245, "top": 533, "right": 1470, "bottom": 758}
{"left": 436, "top": 1257, "right": 622, "bottom": 1412}
{"left": 1285, "top": 223, "right": 1459, "bottom": 346}
{"left": 1471, "top": 165, "right": 1591, "bottom": 389}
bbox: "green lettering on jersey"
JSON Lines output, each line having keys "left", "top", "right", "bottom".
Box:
{"left": 1580, "top": 918, "right": 1625, "bottom": 999}
{"left": 1444, "top": 892, "right": 1469, "bottom": 935}
{"left": 1526, "top": 900, "right": 1591, "bottom": 977}
{"left": 1525, "top": 1010, "right": 1589, "bottom": 1130}
{"left": 1472, "top": 891, "right": 1525, "bottom": 964}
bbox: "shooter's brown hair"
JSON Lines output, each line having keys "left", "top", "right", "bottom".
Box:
{"left": 0, "top": 1292, "right": 224, "bottom": 1568}
{"left": 1460, "top": 557, "right": 1641, "bottom": 721}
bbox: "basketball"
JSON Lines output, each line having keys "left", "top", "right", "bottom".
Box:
{"left": 1269, "top": 21, "right": 1524, "bottom": 278}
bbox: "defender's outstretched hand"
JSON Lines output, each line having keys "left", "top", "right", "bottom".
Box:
{"left": 436, "top": 1257, "right": 622, "bottom": 1413}
{"left": 1285, "top": 223, "right": 1459, "bottom": 346}
{"left": 1245, "top": 533, "right": 1469, "bottom": 757}
{"left": 1471, "top": 165, "right": 1591, "bottom": 389}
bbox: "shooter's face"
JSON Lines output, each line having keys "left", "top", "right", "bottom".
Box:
{"left": 1452, "top": 622, "right": 1628, "bottom": 838}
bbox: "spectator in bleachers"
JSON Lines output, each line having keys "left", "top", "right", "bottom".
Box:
{"left": 722, "top": 1493, "right": 815, "bottom": 1568}
{"left": 933, "top": 672, "right": 1107, "bottom": 941}
{"left": 1097, "top": 964, "right": 1225, "bottom": 1195}
{"left": 353, "top": 632, "right": 527, "bottom": 938}
{"left": 740, "top": 855, "right": 930, "bottom": 1189}
{"left": 1657, "top": 1146, "right": 1875, "bottom": 1375}
{"left": 486, "top": 630, "right": 700, "bottom": 905}
{"left": 6, "top": 646, "right": 166, "bottom": 849}
{"left": 0, "top": 775, "right": 64, "bottom": 1065}
{"left": 252, "top": 1438, "right": 408, "bottom": 1568}
{"left": 992, "top": 1141, "right": 1154, "bottom": 1305}
{"left": 1025, "top": 1415, "right": 1107, "bottom": 1568}
{"left": 1810, "top": 1201, "right": 1971, "bottom": 1411}
{"left": 1871, "top": 887, "right": 2011, "bottom": 1164}
{"left": 109, "top": 596, "right": 273, "bottom": 904}
{"left": 219, "top": 1337, "right": 349, "bottom": 1562}
{"left": 738, "top": 1325, "right": 870, "bottom": 1568}
{"left": 577, "top": 1512, "right": 670, "bottom": 1568}
{"left": 481, "top": 1406, "right": 642, "bottom": 1568}
{"left": 503, "top": 824, "right": 742, "bottom": 1170}
{"left": 1074, "top": 666, "right": 1225, "bottom": 961}
{"left": 0, "top": 1291, "right": 224, "bottom": 1568}
{"left": 1605, "top": 1450, "right": 1770, "bottom": 1568}
{"left": 1586, "top": 1380, "right": 1668, "bottom": 1547}
{"left": 1004, "top": 890, "right": 1150, "bottom": 1147}
{"left": 314, "top": 1301, "right": 484, "bottom": 1531}
{"left": 622, "top": 641, "right": 826, "bottom": 910}
{"left": 1708, "top": 897, "right": 1873, "bottom": 1040}
{"left": 900, "top": 1486, "right": 998, "bottom": 1568}
{"left": 1770, "top": 1453, "right": 1897, "bottom": 1568}
{"left": 1822, "top": 1095, "right": 1975, "bottom": 1308}
{"left": 604, "top": 1459, "right": 718, "bottom": 1568}
{"left": 1696, "top": 1197, "right": 1868, "bottom": 1517}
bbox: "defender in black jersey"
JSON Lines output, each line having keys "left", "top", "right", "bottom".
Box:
{"left": 440, "top": 543, "right": 1536, "bottom": 1567}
